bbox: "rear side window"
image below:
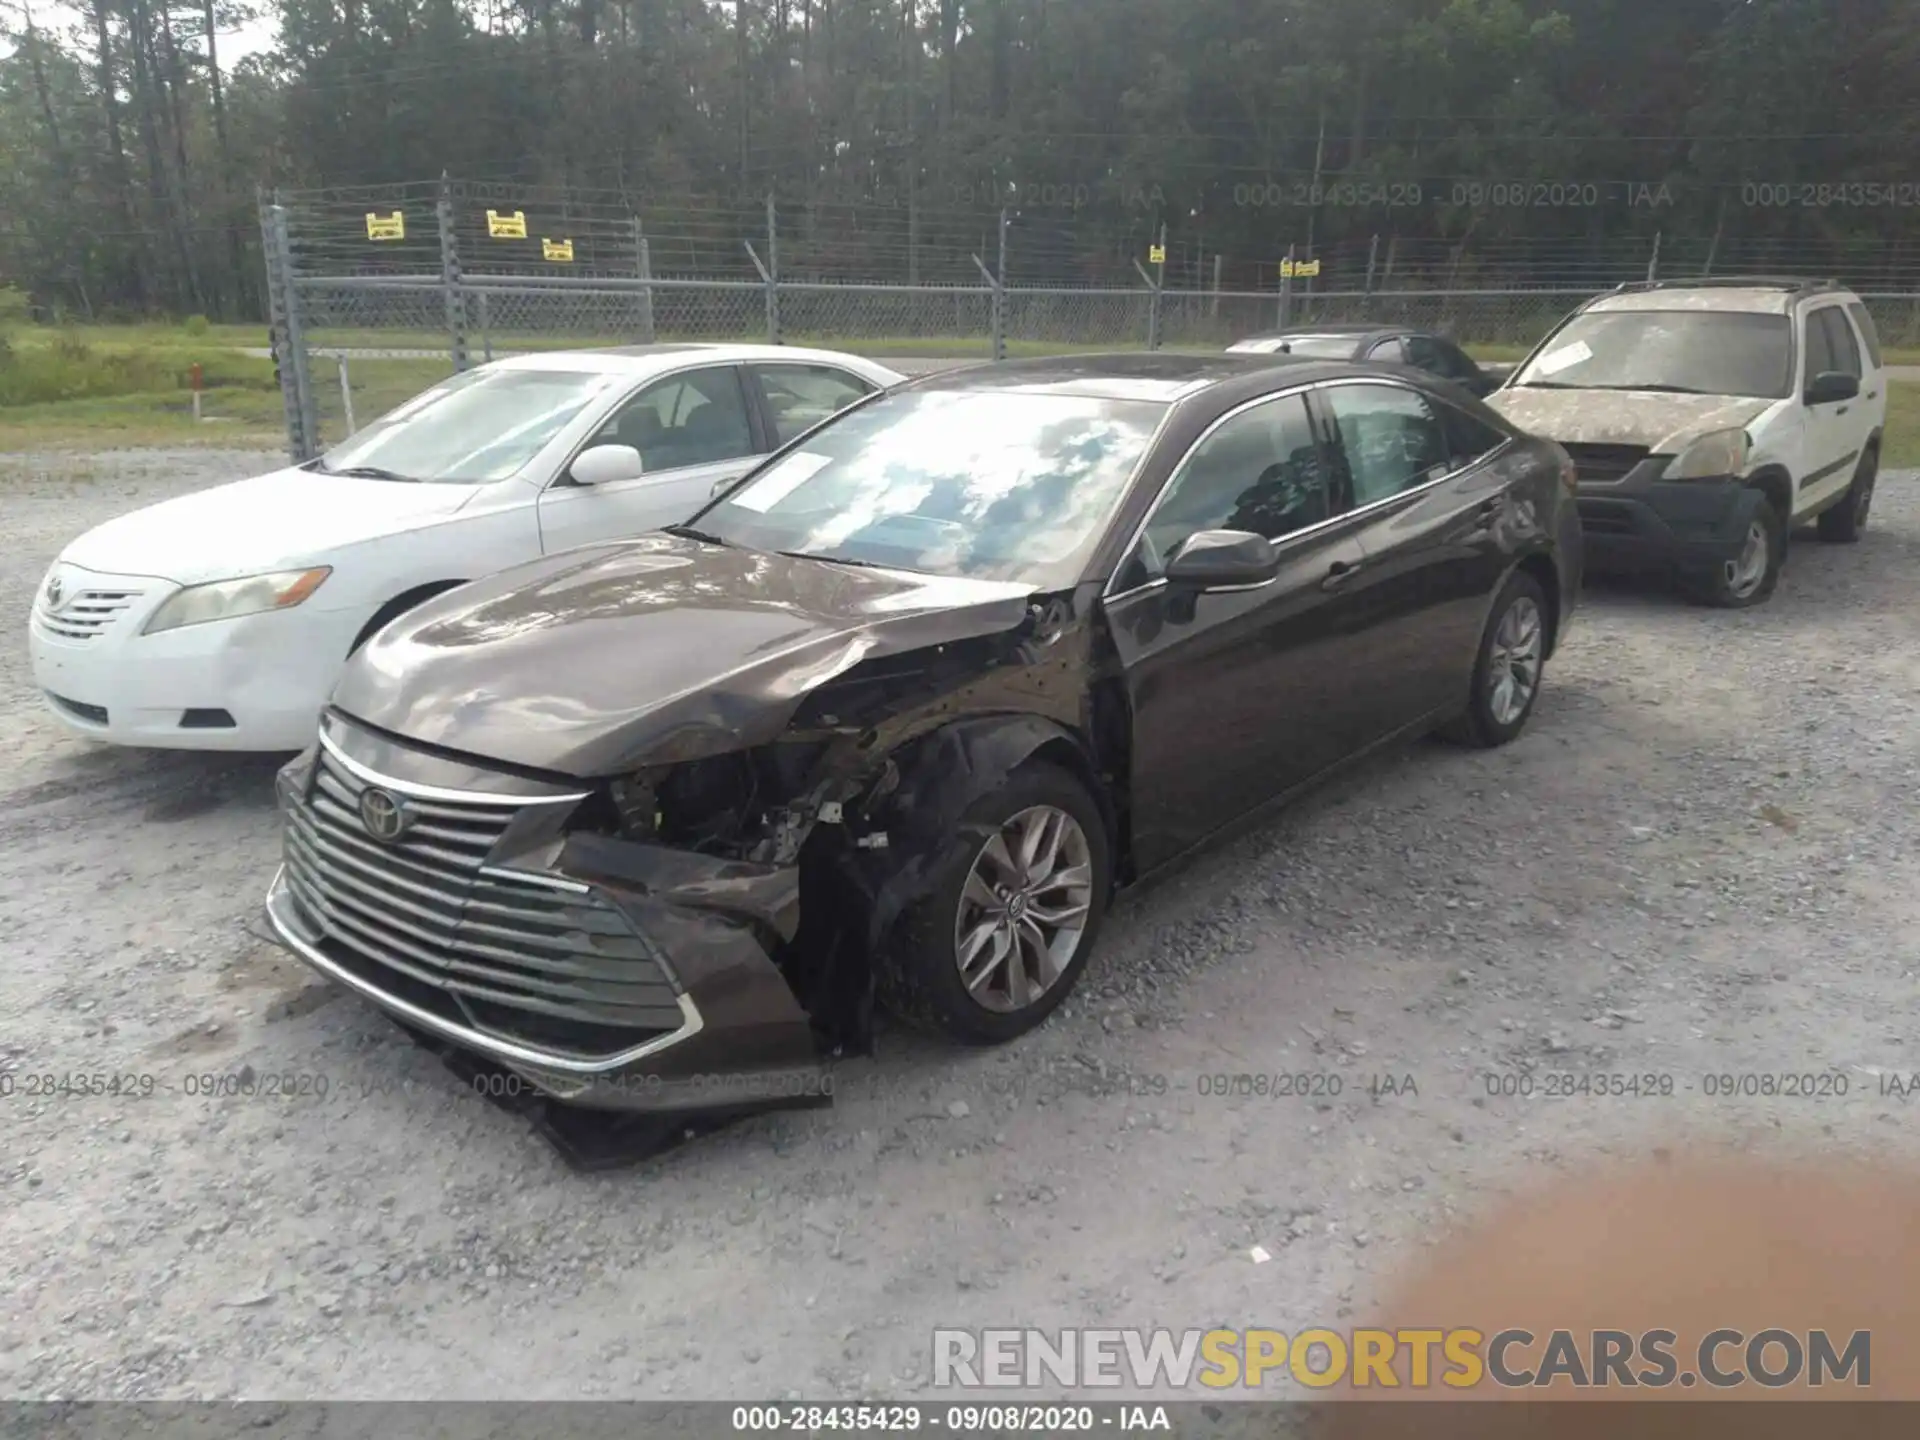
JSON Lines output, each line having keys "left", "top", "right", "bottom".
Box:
{"left": 1815, "top": 308, "right": 1862, "bottom": 379}
{"left": 1406, "top": 334, "right": 1479, "bottom": 383}
{"left": 1365, "top": 336, "right": 1409, "bottom": 364}
{"left": 1438, "top": 403, "right": 1510, "bottom": 467}
{"left": 1846, "top": 302, "right": 1884, "bottom": 369}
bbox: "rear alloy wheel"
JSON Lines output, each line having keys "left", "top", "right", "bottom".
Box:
{"left": 1440, "top": 571, "right": 1548, "bottom": 749}
{"left": 878, "top": 762, "right": 1111, "bottom": 1045}
{"left": 1687, "top": 496, "right": 1783, "bottom": 609}
{"left": 1817, "top": 446, "right": 1877, "bottom": 543}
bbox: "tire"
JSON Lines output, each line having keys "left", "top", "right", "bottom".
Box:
{"left": 876, "top": 761, "right": 1112, "bottom": 1046}
{"left": 1439, "top": 571, "right": 1549, "bottom": 749}
{"left": 1817, "top": 446, "right": 1877, "bottom": 543}
{"left": 1684, "top": 494, "right": 1783, "bottom": 609}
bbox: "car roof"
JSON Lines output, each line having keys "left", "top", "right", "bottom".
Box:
{"left": 1237, "top": 323, "right": 1398, "bottom": 341}
{"left": 489, "top": 343, "right": 899, "bottom": 375}
{"left": 900, "top": 350, "right": 1323, "bottom": 402}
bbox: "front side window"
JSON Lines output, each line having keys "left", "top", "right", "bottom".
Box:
{"left": 1511, "top": 310, "right": 1794, "bottom": 399}
{"left": 316, "top": 367, "right": 624, "bottom": 483}
{"left": 695, "top": 388, "right": 1166, "bottom": 587}
{"left": 1322, "top": 384, "right": 1451, "bottom": 507}
{"left": 755, "top": 363, "right": 876, "bottom": 444}
{"left": 591, "top": 367, "right": 756, "bottom": 473}
{"left": 1126, "top": 394, "right": 1331, "bottom": 587}
{"left": 1813, "top": 307, "right": 1862, "bottom": 379}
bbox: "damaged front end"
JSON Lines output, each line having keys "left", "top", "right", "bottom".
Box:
{"left": 263, "top": 585, "right": 1105, "bottom": 1128}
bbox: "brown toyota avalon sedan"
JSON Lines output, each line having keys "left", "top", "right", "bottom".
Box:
{"left": 266, "top": 352, "right": 1582, "bottom": 1118}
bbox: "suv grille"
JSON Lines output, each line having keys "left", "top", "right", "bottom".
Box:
{"left": 280, "top": 748, "right": 684, "bottom": 1059}
{"left": 35, "top": 587, "right": 145, "bottom": 642}
{"left": 1560, "top": 443, "right": 1651, "bottom": 486}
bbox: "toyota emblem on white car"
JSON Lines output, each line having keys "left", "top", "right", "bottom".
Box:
{"left": 357, "top": 787, "right": 411, "bottom": 842}
{"left": 44, "top": 576, "right": 63, "bottom": 609}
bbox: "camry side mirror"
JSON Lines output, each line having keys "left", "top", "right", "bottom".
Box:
{"left": 1165, "top": 529, "right": 1281, "bottom": 589}
{"left": 570, "top": 444, "right": 645, "bottom": 485}
{"left": 1805, "top": 371, "right": 1859, "bottom": 406}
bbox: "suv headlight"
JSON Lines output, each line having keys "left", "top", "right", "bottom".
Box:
{"left": 1660, "top": 428, "right": 1750, "bottom": 482}
{"left": 143, "top": 567, "right": 332, "bottom": 635}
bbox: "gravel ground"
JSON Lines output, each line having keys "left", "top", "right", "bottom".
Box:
{"left": 4, "top": 448, "right": 1920, "bottom": 1401}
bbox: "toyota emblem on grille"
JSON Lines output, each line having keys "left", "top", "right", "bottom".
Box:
{"left": 357, "top": 786, "right": 411, "bottom": 842}
{"left": 44, "top": 575, "right": 63, "bottom": 609}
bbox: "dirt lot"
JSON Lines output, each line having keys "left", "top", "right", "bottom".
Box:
{"left": 3, "top": 449, "right": 1919, "bottom": 1401}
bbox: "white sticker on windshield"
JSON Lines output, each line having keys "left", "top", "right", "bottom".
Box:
{"left": 1534, "top": 340, "right": 1592, "bottom": 375}
{"left": 728, "top": 450, "right": 834, "bottom": 513}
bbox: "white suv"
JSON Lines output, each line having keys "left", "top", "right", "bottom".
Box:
{"left": 1489, "top": 278, "right": 1885, "bottom": 607}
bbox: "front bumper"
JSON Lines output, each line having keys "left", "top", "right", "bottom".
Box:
{"left": 1574, "top": 474, "right": 1760, "bottom": 575}
{"left": 263, "top": 718, "right": 830, "bottom": 1115}
{"left": 29, "top": 562, "right": 357, "bottom": 751}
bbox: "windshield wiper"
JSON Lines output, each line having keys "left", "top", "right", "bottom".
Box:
{"left": 777, "top": 550, "right": 886, "bottom": 570}
{"left": 663, "top": 524, "right": 731, "bottom": 547}
{"left": 1580, "top": 383, "right": 1708, "bottom": 395}
{"left": 1517, "top": 380, "right": 1582, "bottom": 389}
{"left": 323, "top": 464, "right": 422, "bottom": 482}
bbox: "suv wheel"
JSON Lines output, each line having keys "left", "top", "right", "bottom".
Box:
{"left": 877, "top": 762, "right": 1111, "bottom": 1046}
{"left": 1817, "top": 446, "right": 1877, "bottom": 543}
{"left": 1688, "top": 496, "right": 1783, "bottom": 609}
{"left": 1440, "top": 571, "right": 1549, "bottom": 748}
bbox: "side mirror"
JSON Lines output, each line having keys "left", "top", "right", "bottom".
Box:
{"left": 1164, "top": 529, "right": 1281, "bottom": 589}
{"left": 570, "top": 444, "right": 645, "bottom": 486}
{"left": 1805, "top": 371, "right": 1860, "bottom": 406}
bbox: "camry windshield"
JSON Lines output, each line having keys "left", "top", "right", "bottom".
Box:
{"left": 1513, "top": 311, "right": 1792, "bottom": 399}
{"left": 693, "top": 389, "right": 1166, "bottom": 585}
{"left": 314, "top": 367, "right": 622, "bottom": 483}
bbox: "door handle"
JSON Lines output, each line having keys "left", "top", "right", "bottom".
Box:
{"left": 1321, "top": 560, "right": 1363, "bottom": 591}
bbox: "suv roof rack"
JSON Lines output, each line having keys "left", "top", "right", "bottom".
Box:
{"left": 1603, "top": 276, "right": 1843, "bottom": 296}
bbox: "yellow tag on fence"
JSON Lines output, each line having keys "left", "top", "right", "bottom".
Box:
{"left": 1148, "top": 244, "right": 1166, "bottom": 264}
{"left": 1280, "top": 257, "right": 1322, "bottom": 278}
{"left": 365, "top": 212, "right": 405, "bottom": 241}
{"left": 487, "top": 210, "right": 528, "bottom": 239}
{"left": 542, "top": 238, "right": 575, "bottom": 262}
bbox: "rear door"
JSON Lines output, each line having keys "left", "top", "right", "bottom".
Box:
{"left": 535, "top": 364, "right": 765, "bottom": 553}
{"left": 1312, "top": 380, "right": 1518, "bottom": 735}
{"left": 1104, "top": 389, "right": 1373, "bottom": 870}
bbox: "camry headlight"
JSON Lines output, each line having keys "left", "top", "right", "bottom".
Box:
{"left": 142, "top": 567, "right": 332, "bottom": 635}
{"left": 1661, "top": 428, "right": 1750, "bottom": 482}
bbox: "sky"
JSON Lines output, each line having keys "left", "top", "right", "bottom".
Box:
{"left": 23, "top": 3, "right": 278, "bottom": 65}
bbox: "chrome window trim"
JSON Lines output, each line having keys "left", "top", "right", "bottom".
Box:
{"left": 317, "top": 730, "right": 590, "bottom": 806}
{"left": 1102, "top": 375, "right": 1511, "bottom": 604}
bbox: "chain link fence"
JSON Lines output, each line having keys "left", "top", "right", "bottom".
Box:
{"left": 259, "top": 179, "right": 1920, "bottom": 459}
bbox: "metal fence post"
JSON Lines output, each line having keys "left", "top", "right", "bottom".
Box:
{"left": 477, "top": 291, "right": 493, "bottom": 363}
{"left": 1647, "top": 230, "right": 1662, "bottom": 283}
{"left": 258, "top": 192, "right": 319, "bottom": 462}
{"left": 633, "top": 217, "right": 656, "bottom": 344}
{"left": 337, "top": 354, "right": 356, "bottom": 435}
{"left": 1210, "top": 254, "right": 1222, "bottom": 319}
{"left": 437, "top": 177, "right": 470, "bottom": 372}
{"left": 1362, "top": 234, "right": 1380, "bottom": 317}
{"left": 765, "top": 194, "right": 782, "bottom": 344}
{"left": 1278, "top": 245, "right": 1296, "bottom": 329}
{"left": 995, "top": 208, "right": 1008, "bottom": 361}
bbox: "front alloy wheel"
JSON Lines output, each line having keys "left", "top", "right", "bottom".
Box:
{"left": 1689, "top": 495, "right": 1782, "bottom": 608}
{"left": 1485, "top": 594, "right": 1544, "bottom": 727}
{"left": 954, "top": 805, "right": 1096, "bottom": 1013}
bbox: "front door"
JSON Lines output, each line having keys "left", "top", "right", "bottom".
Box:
{"left": 536, "top": 365, "right": 764, "bottom": 553}
{"left": 1797, "top": 305, "right": 1865, "bottom": 518}
{"left": 1314, "top": 380, "right": 1517, "bottom": 735}
{"left": 1104, "top": 389, "right": 1374, "bottom": 871}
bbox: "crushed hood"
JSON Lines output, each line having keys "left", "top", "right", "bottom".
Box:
{"left": 1488, "top": 388, "right": 1775, "bottom": 452}
{"left": 61, "top": 466, "right": 481, "bottom": 583}
{"left": 331, "top": 533, "right": 1040, "bottom": 777}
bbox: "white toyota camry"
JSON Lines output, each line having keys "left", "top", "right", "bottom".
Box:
{"left": 29, "top": 342, "right": 905, "bottom": 751}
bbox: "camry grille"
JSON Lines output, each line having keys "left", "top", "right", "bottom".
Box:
{"left": 34, "top": 587, "right": 145, "bottom": 642}
{"left": 280, "top": 748, "right": 684, "bottom": 1060}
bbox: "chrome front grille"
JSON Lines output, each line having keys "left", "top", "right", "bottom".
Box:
{"left": 1560, "top": 442, "right": 1651, "bottom": 487}
{"left": 35, "top": 587, "right": 145, "bottom": 642}
{"left": 281, "top": 748, "right": 684, "bottom": 1058}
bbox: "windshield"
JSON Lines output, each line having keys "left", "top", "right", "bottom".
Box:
{"left": 315, "top": 367, "right": 623, "bottom": 483}
{"left": 1513, "top": 310, "right": 1792, "bottom": 399}
{"left": 692, "top": 389, "right": 1167, "bottom": 586}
